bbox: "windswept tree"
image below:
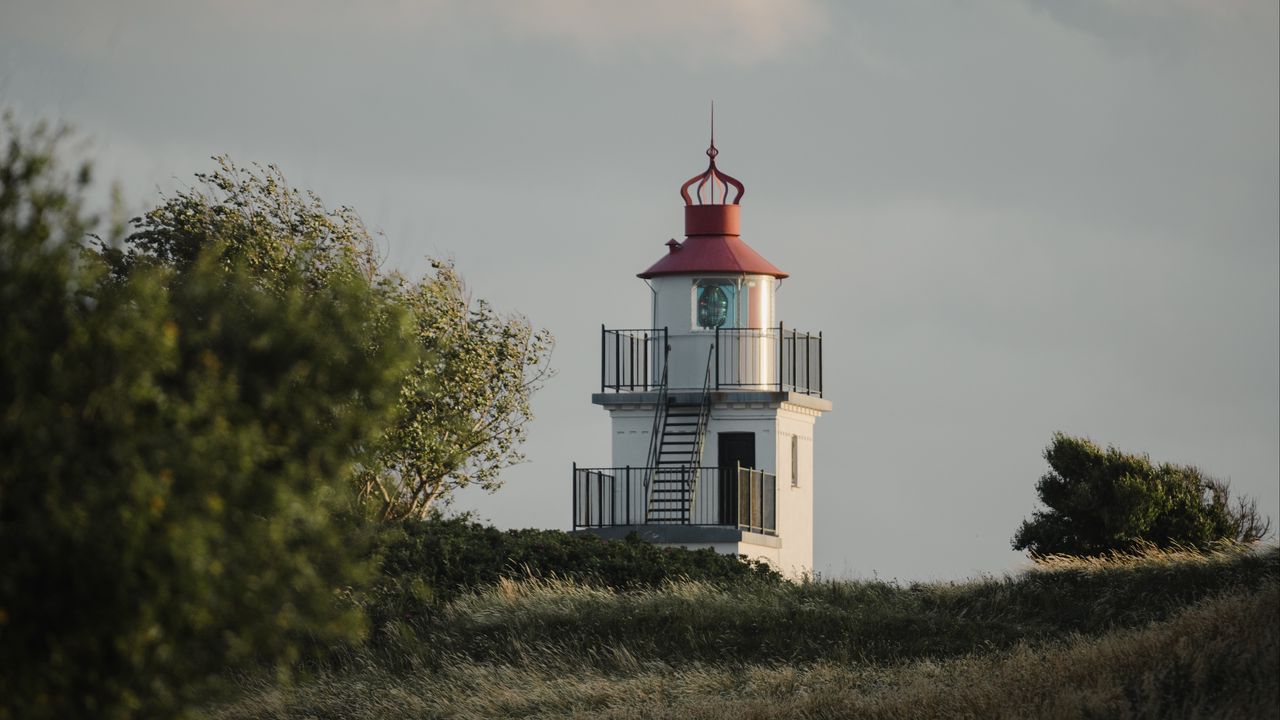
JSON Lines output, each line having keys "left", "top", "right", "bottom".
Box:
{"left": 0, "top": 118, "right": 417, "bottom": 718}
{"left": 1013, "top": 433, "right": 1271, "bottom": 557}
{"left": 111, "top": 157, "right": 552, "bottom": 519}
{"left": 112, "top": 156, "right": 381, "bottom": 292}
{"left": 363, "top": 261, "right": 553, "bottom": 520}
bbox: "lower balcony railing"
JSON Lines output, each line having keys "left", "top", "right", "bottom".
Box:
{"left": 572, "top": 464, "right": 777, "bottom": 536}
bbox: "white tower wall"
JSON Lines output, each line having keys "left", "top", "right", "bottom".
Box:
{"left": 602, "top": 394, "right": 826, "bottom": 578}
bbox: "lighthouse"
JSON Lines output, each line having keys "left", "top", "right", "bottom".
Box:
{"left": 572, "top": 129, "right": 831, "bottom": 578}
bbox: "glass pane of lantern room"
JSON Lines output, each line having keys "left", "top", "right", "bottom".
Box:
{"left": 695, "top": 281, "right": 736, "bottom": 329}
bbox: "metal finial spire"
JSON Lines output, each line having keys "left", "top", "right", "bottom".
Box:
{"left": 681, "top": 102, "right": 743, "bottom": 206}
{"left": 707, "top": 101, "right": 718, "bottom": 161}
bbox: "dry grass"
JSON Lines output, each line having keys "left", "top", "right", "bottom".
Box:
{"left": 207, "top": 545, "right": 1280, "bottom": 719}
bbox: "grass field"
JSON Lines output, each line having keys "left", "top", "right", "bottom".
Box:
{"left": 210, "top": 544, "right": 1279, "bottom": 719}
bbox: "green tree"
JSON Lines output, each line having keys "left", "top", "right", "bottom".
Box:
{"left": 0, "top": 118, "right": 417, "bottom": 718}
{"left": 361, "top": 262, "right": 553, "bottom": 520}
{"left": 1012, "top": 433, "right": 1271, "bottom": 557}
{"left": 113, "top": 159, "right": 552, "bottom": 520}
{"left": 115, "top": 155, "right": 380, "bottom": 293}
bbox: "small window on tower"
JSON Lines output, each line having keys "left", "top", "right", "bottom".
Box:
{"left": 695, "top": 280, "right": 736, "bottom": 329}
{"left": 791, "top": 434, "right": 799, "bottom": 487}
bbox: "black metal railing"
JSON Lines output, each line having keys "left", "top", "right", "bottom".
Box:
{"left": 572, "top": 464, "right": 777, "bottom": 535}
{"left": 601, "top": 325, "right": 822, "bottom": 397}
{"left": 736, "top": 466, "right": 776, "bottom": 536}
{"left": 602, "top": 327, "right": 668, "bottom": 392}
{"left": 642, "top": 344, "right": 672, "bottom": 477}
{"left": 715, "top": 324, "right": 822, "bottom": 396}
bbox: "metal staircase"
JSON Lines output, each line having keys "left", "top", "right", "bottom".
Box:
{"left": 645, "top": 346, "right": 714, "bottom": 523}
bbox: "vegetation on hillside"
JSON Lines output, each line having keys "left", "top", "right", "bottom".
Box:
{"left": 1014, "top": 433, "right": 1271, "bottom": 556}
{"left": 361, "top": 516, "right": 780, "bottom": 636}
{"left": 213, "top": 544, "right": 1280, "bottom": 719}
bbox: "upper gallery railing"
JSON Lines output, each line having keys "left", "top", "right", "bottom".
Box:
{"left": 601, "top": 327, "right": 668, "bottom": 392}
{"left": 601, "top": 325, "right": 822, "bottom": 397}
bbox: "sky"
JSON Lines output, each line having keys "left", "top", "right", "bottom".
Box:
{"left": 3, "top": 0, "right": 1277, "bottom": 580}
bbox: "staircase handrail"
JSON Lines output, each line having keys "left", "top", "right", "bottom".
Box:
{"left": 685, "top": 343, "right": 716, "bottom": 520}
{"left": 642, "top": 331, "right": 670, "bottom": 505}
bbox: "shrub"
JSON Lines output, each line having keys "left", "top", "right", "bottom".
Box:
{"left": 0, "top": 118, "right": 416, "bottom": 719}
{"left": 1013, "top": 433, "right": 1271, "bottom": 557}
{"left": 360, "top": 516, "right": 782, "bottom": 635}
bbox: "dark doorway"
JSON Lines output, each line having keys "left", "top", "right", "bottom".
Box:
{"left": 717, "top": 432, "right": 755, "bottom": 525}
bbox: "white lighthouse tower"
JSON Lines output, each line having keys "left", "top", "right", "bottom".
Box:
{"left": 572, "top": 131, "right": 831, "bottom": 578}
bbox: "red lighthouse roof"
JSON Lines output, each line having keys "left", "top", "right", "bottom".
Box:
{"left": 638, "top": 133, "right": 788, "bottom": 280}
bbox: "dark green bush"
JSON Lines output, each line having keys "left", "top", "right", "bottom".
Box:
{"left": 1014, "top": 433, "right": 1271, "bottom": 556}
{"left": 360, "top": 516, "right": 782, "bottom": 633}
{"left": 0, "top": 117, "right": 416, "bottom": 720}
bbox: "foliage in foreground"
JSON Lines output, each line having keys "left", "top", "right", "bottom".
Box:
{"left": 0, "top": 117, "right": 416, "bottom": 719}
{"left": 213, "top": 545, "right": 1280, "bottom": 719}
{"left": 112, "top": 158, "right": 553, "bottom": 520}
{"left": 1013, "top": 432, "right": 1271, "bottom": 556}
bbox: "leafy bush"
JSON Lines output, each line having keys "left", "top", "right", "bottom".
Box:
{"left": 211, "top": 545, "right": 1280, "bottom": 720}
{"left": 360, "top": 516, "right": 782, "bottom": 634}
{"left": 0, "top": 118, "right": 416, "bottom": 719}
{"left": 1013, "top": 433, "right": 1271, "bottom": 556}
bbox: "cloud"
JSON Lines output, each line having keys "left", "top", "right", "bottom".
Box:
{"left": 5, "top": 0, "right": 825, "bottom": 67}
{"left": 5, "top": 0, "right": 824, "bottom": 66}
{"left": 1019, "top": 0, "right": 1278, "bottom": 56}
{"left": 488, "top": 0, "right": 827, "bottom": 65}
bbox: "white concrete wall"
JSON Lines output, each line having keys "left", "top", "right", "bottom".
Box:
{"left": 607, "top": 406, "right": 657, "bottom": 469}
{"left": 607, "top": 402, "right": 783, "bottom": 478}
{"left": 602, "top": 396, "right": 824, "bottom": 579}
{"left": 774, "top": 403, "right": 819, "bottom": 578}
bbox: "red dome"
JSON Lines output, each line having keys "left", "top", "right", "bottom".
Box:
{"left": 638, "top": 141, "right": 787, "bottom": 280}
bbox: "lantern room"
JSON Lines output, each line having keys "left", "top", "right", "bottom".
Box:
{"left": 638, "top": 141, "right": 790, "bottom": 391}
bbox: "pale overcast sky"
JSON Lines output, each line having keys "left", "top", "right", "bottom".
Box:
{"left": 3, "top": 0, "right": 1276, "bottom": 579}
